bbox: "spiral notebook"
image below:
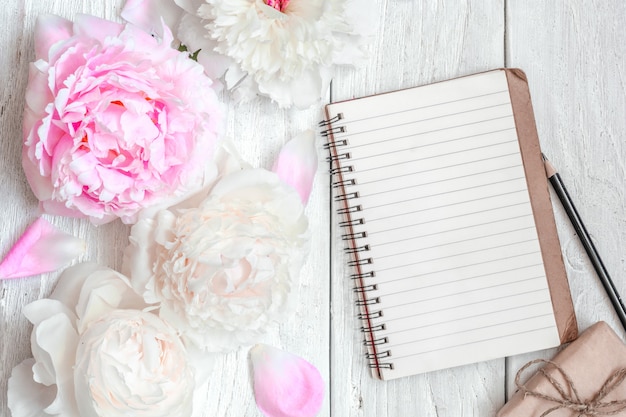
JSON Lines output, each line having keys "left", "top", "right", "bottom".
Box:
{"left": 320, "top": 69, "right": 578, "bottom": 380}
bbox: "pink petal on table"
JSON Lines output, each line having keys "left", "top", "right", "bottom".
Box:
{"left": 272, "top": 130, "right": 318, "bottom": 204}
{"left": 250, "top": 344, "right": 324, "bottom": 417}
{"left": 0, "top": 217, "right": 85, "bottom": 279}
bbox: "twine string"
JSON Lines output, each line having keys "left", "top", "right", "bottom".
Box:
{"left": 514, "top": 359, "right": 626, "bottom": 417}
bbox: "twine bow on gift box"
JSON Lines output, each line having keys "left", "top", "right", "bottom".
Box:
{"left": 515, "top": 359, "right": 626, "bottom": 416}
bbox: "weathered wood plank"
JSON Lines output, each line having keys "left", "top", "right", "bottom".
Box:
{"left": 0, "top": 1, "right": 330, "bottom": 416}
{"left": 328, "top": 1, "right": 506, "bottom": 416}
{"left": 506, "top": 0, "right": 626, "bottom": 399}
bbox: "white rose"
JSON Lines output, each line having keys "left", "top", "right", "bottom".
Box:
{"left": 8, "top": 263, "right": 197, "bottom": 417}
{"left": 74, "top": 310, "right": 194, "bottom": 417}
{"left": 124, "top": 168, "right": 309, "bottom": 352}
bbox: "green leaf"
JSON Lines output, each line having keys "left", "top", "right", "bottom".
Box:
{"left": 177, "top": 43, "right": 201, "bottom": 62}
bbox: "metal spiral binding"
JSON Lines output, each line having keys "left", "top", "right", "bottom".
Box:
{"left": 362, "top": 324, "right": 386, "bottom": 333}
{"left": 339, "top": 218, "right": 364, "bottom": 227}
{"left": 365, "top": 350, "right": 391, "bottom": 360}
{"left": 320, "top": 112, "right": 392, "bottom": 374}
{"left": 318, "top": 112, "right": 343, "bottom": 127}
{"left": 341, "top": 231, "right": 367, "bottom": 240}
{"left": 348, "top": 257, "right": 373, "bottom": 267}
{"left": 320, "top": 125, "right": 345, "bottom": 137}
{"left": 335, "top": 192, "right": 359, "bottom": 202}
{"left": 353, "top": 284, "right": 377, "bottom": 293}
{"left": 350, "top": 270, "right": 375, "bottom": 280}
{"left": 337, "top": 205, "right": 361, "bottom": 215}
{"left": 332, "top": 178, "right": 356, "bottom": 188}
{"left": 345, "top": 245, "right": 369, "bottom": 254}
{"left": 323, "top": 139, "right": 348, "bottom": 150}
{"left": 330, "top": 165, "right": 353, "bottom": 176}
{"left": 357, "top": 310, "right": 382, "bottom": 320}
{"left": 326, "top": 152, "right": 350, "bottom": 163}
{"left": 364, "top": 337, "right": 388, "bottom": 347}
{"left": 355, "top": 297, "right": 380, "bottom": 307}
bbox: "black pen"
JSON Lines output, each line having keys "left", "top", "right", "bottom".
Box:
{"left": 542, "top": 153, "right": 626, "bottom": 332}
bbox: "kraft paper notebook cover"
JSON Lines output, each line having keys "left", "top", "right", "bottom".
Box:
{"left": 320, "top": 69, "right": 578, "bottom": 380}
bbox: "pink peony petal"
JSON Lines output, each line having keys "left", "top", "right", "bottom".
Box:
{"left": 121, "top": 0, "right": 183, "bottom": 37}
{"left": 271, "top": 130, "right": 318, "bottom": 204}
{"left": 0, "top": 217, "right": 85, "bottom": 279}
{"left": 34, "top": 15, "right": 73, "bottom": 61}
{"left": 250, "top": 344, "right": 324, "bottom": 417}
{"left": 72, "top": 14, "right": 124, "bottom": 43}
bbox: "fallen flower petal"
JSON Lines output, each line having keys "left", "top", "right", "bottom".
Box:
{"left": 250, "top": 344, "right": 324, "bottom": 417}
{"left": 272, "top": 130, "right": 318, "bottom": 204}
{"left": 0, "top": 217, "right": 85, "bottom": 279}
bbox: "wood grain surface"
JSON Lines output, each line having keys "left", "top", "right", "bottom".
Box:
{"left": 1, "top": 1, "right": 625, "bottom": 416}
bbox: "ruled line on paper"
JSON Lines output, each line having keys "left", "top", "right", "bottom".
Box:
{"left": 363, "top": 177, "right": 526, "bottom": 211}
{"left": 370, "top": 217, "right": 535, "bottom": 256}
{"left": 377, "top": 239, "right": 539, "bottom": 273}
{"left": 368, "top": 202, "right": 531, "bottom": 238}
{"left": 359, "top": 164, "right": 523, "bottom": 199}
{"left": 378, "top": 274, "right": 546, "bottom": 309}
{"left": 366, "top": 188, "right": 528, "bottom": 223}
{"left": 375, "top": 226, "right": 536, "bottom": 260}
{"left": 382, "top": 305, "right": 554, "bottom": 338}
{"left": 336, "top": 102, "right": 511, "bottom": 139}
{"left": 380, "top": 288, "right": 549, "bottom": 323}
{"left": 365, "top": 186, "right": 528, "bottom": 220}
{"left": 354, "top": 151, "right": 520, "bottom": 185}
{"left": 340, "top": 89, "right": 509, "bottom": 126}
{"left": 354, "top": 140, "right": 519, "bottom": 176}
{"left": 375, "top": 250, "right": 544, "bottom": 286}
{"left": 387, "top": 323, "right": 557, "bottom": 359}
{"left": 379, "top": 291, "right": 548, "bottom": 323}
{"left": 376, "top": 263, "right": 545, "bottom": 297}
{"left": 372, "top": 214, "right": 533, "bottom": 247}
{"left": 344, "top": 127, "right": 516, "bottom": 159}
{"left": 342, "top": 115, "right": 515, "bottom": 151}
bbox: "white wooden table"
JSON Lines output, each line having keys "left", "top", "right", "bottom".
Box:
{"left": 1, "top": 1, "right": 625, "bottom": 416}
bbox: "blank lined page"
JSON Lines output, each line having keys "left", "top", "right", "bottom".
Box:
{"left": 327, "top": 70, "right": 561, "bottom": 380}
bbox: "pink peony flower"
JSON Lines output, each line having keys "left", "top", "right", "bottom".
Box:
{"left": 23, "top": 14, "right": 225, "bottom": 224}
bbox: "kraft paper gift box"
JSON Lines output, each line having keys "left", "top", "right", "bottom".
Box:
{"left": 497, "top": 321, "right": 626, "bottom": 417}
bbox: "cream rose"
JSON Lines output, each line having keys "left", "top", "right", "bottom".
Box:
{"left": 8, "top": 263, "right": 198, "bottom": 417}
{"left": 124, "top": 168, "right": 309, "bottom": 352}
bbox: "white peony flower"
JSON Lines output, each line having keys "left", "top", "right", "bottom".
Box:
{"left": 8, "top": 263, "right": 200, "bottom": 417}
{"left": 122, "top": 0, "right": 373, "bottom": 108}
{"left": 123, "top": 167, "right": 309, "bottom": 352}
